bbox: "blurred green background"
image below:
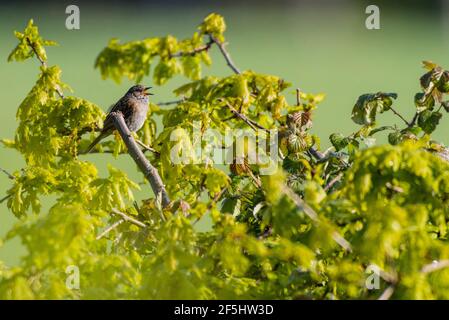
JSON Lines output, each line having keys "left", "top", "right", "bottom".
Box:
{"left": 1, "top": 0, "right": 448, "bottom": 266}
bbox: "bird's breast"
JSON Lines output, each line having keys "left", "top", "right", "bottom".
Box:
{"left": 127, "top": 101, "right": 149, "bottom": 132}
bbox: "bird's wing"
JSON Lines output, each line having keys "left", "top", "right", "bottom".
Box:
{"left": 102, "top": 96, "right": 136, "bottom": 131}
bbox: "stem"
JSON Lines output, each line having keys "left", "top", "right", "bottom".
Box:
{"left": 389, "top": 107, "right": 411, "bottom": 126}
{"left": 222, "top": 100, "right": 269, "bottom": 133}
{"left": 296, "top": 88, "right": 301, "bottom": 106}
{"left": 0, "top": 194, "right": 12, "bottom": 204}
{"left": 136, "top": 139, "right": 160, "bottom": 156}
{"left": 96, "top": 219, "right": 125, "bottom": 240}
{"left": 324, "top": 172, "right": 343, "bottom": 192}
{"left": 170, "top": 39, "right": 213, "bottom": 58}
{"left": 421, "top": 259, "right": 449, "bottom": 274}
{"left": 157, "top": 99, "right": 185, "bottom": 106}
{"left": 192, "top": 187, "right": 227, "bottom": 226}
{"left": 111, "top": 208, "right": 146, "bottom": 228}
{"left": 0, "top": 166, "right": 14, "bottom": 180}
{"left": 110, "top": 112, "right": 170, "bottom": 208}
{"left": 378, "top": 285, "right": 395, "bottom": 300}
{"left": 309, "top": 147, "right": 325, "bottom": 161}
{"left": 407, "top": 112, "right": 419, "bottom": 129}
{"left": 369, "top": 125, "right": 396, "bottom": 136}
{"left": 209, "top": 35, "right": 241, "bottom": 75}
{"left": 26, "top": 37, "right": 64, "bottom": 99}
{"left": 282, "top": 185, "right": 352, "bottom": 252}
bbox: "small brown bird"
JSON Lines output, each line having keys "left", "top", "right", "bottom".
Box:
{"left": 84, "top": 85, "right": 153, "bottom": 154}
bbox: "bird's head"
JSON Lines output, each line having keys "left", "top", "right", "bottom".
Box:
{"left": 127, "top": 85, "right": 153, "bottom": 99}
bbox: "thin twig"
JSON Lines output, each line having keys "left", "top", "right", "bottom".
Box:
{"left": 170, "top": 39, "right": 213, "bottom": 58}
{"left": 421, "top": 260, "right": 449, "bottom": 274}
{"left": 389, "top": 107, "right": 410, "bottom": 126}
{"left": 96, "top": 219, "right": 125, "bottom": 240}
{"left": 26, "top": 37, "right": 64, "bottom": 99}
{"left": 0, "top": 167, "right": 15, "bottom": 180}
{"left": 111, "top": 208, "right": 146, "bottom": 228}
{"left": 375, "top": 266, "right": 398, "bottom": 284}
{"left": 324, "top": 172, "right": 343, "bottom": 192}
{"left": 192, "top": 187, "right": 227, "bottom": 226}
{"left": 157, "top": 99, "right": 185, "bottom": 106}
{"left": 222, "top": 100, "right": 268, "bottom": 133}
{"left": 369, "top": 125, "right": 396, "bottom": 136}
{"left": 282, "top": 185, "right": 352, "bottom": 252}
{"left": 296, "top": 88, "right": 301, "bottom": 106}
{"left": 407, "top": 112, "right": 419, "bottom": 129}
{"left": 110, "top": 112, "right": 170, "bottom": 208}
{"left": 136, "top": 139, "right": 160, "bottom": 156}
{"left": 0, "top": 193, "right": 12, "bottom": 204}
{"left": 309, "top": 147, "right": 325, "bottom": 161}
{"left": 294, "top": 90, "right": 326, "bottom": 162}
{"left": 378, "top": 285, "right": 395, "bottom": 300}
{"left": 209, "top": 35, "right": 241, "bottom": 74}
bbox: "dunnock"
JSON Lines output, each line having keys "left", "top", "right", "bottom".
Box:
{"left": 84, "top": 85, "right": 153, "bottom": 154}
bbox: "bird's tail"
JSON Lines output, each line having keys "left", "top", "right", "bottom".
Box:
{"left": 82, "top": 132, "right": 108, "bottom": 154}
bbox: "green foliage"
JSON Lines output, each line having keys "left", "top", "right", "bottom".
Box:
{"left": 94, "top": 13, "right": 222, "bottom": 85}
{"left": 2, "top": 16, "right": 449, "bottom": 300}
{"left": 351, "top": 92, "right": 397, "bottom": 125}
{"left": 8, "top": 19, "right": 56, "bottom": 62}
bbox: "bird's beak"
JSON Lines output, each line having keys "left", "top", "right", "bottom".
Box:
{"left": 144, "top": 86, "right": 154, "bottom": 96}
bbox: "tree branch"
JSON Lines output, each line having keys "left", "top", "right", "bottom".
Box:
{"left": 111, "top": 208, "right": 147, "bottom": 228}
{"left": 421, "top": 259, "right": 449, "bottom": 274}
{"left": 389, "top": 107, "right": 411, "bottom": 126}
{"left": 136, "top": 139, "right": 160, "bottom": 156}
{"left": 209, "top": 35, "right": 241, "bottom": 75}
{"left": 378, "top": 285, "right": 395, "bottom": 300}
{"left": 407, "top": 112, "right": 419, "bottom": 129}
{"left": 0, "top": 166, "right": 14, "bottom": 180}
{"left": 222, "top": 100, "right": 269, "bottom": 132}
{"left": 296, "top": 88, "right": 302, "bottom": 106}
{"left": 157, "top": 99, "right": 185, "bottom": 106}
{"left": 170, "top": 39, "right": 214, "bottom": 58}
{"left": 0, "top": 193, "right": 12, "bottom": 204}
{"left": 324, "top": 172, "right": 343, "bottom": 192}
{"left": 96, "top": 219, "right": 125, "bottom": 240}
{"left": 110, "top": 112, "right": 170, "bottom": 208}
{"left": 26, "top": 37, "right": 64, "bottom": 99}
{"left": 309, "top": 147, "right": 325, "bottom": 161}
{"left": 282, "top": 185, "right": 352, "bottom": 252}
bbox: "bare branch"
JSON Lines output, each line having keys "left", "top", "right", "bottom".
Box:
{"left": 324, "top": 172, "right": 343, "bottom": 192}
{"left": 96, "top": 219, "right": 125, "bottom": 240}
{"left": 170, "top": 39, "right": 213, "bottom": 58}
{"left": 209, "top": 35, "right": 241, "bottom": 74}
{"left": 0, "top": 166, "right": 15, "bottom": 180}
{"left": 421, "top": 260, "right": 449, "bottom": 274}
{"left": 378, "top": 285, "right": 395, "bottom": 300}
{"left": 222, "top": 100, "right": 269, "bottom": 133}
{"left": 282, "top": 185, "right": 352, "bottom": 252}
{"left": 136, "top": 139, "right": 160, "bottom": 156}
{"left": 26, "top": 37, "right": 64, "bottom": 99}
{"left": 309, "top": 147, "right": 325, "bottom": 161}
{"left": 389, "top": 106, "right": 411, "bottom": 126}
{"left": 192, "top": 187, "right": 227, "bottom": 226}
{"left": 407, "top": 112, "right": 419, "bottom": 129}
{"left": 0, "top": 193, "right": 12, "bottom": 204}
{"left": 369, "top": 125, "right": 396, "bottom": 136}
{"left": 157, "top": 99, "right": 185, "bottom": 106}
{"left": 111, "top": 208, "right": 147, "bottom": 228}
{"left": 296, "top": 88, "right": 301, "bottom": 106}
{"left": 110, "top": 112, "right": 170, "bottom": 208}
